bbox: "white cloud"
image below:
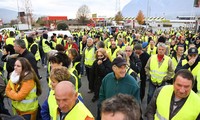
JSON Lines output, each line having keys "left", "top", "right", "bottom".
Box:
{"left": 0, "top": 0, "right": 131, "bottom": 19}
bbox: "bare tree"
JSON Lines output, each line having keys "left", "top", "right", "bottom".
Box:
{"left": 114, "top": 11, "right": 123, "bottom": 24}
{"left": 136, "top": 10, "right": 145, "bottom": 25}
{"left": 76, "top": 4, "right": 90, "bottom": 25}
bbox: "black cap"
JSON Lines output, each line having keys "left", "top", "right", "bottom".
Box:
{"left": 112, "top": 57, "right": 127, "bottom": 67}
{"left": 188, "top": 47, "right": 198, "bottom": 55}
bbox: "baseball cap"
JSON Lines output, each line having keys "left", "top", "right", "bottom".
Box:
{"left": 112, "top": 57, "right": 127, "bottom": 67}
{"left": 188, "top": 47, "right": 198, "bottom": 55}
{"left": 142, "top": 42, "right": 148, "bottom": 48}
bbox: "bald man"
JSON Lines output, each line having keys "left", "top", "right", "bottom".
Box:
{"left": 54, "top": 81, "right": 94, "bottom": 120}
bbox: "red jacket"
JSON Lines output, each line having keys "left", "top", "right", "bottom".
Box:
{"left": 65, "top": 43, "right": 79, "bottom": 51}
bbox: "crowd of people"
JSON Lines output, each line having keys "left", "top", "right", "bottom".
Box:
{"left": 0, "top": 26, "right": 199, "bottom": 120}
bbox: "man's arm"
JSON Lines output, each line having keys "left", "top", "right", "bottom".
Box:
{"left": 145, "top": 87, "right": 162, "bottom": 120}
{"left": 163, "top": 58, "right": 175, "bottom": 81}
{"left": 145, "top": 57, "right": 151, "bottom": 78}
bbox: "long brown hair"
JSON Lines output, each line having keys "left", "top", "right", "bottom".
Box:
{"left": 16, "top": 57, "right": 42, "bottom": 96}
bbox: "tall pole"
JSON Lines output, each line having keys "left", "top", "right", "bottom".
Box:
{"left": 146, "top": 0, "right": 150, "bottom": 29}
{"left": 17, "top": 0, "right": 20, "bottom": 23}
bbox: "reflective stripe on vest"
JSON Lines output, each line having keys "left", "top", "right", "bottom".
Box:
{"left": 84, "top": 47, "right": 95, "bottom": 66}
{"left": 12, "top": 85, "right": 38, "bottom": 112}
{"left": 73, "top": 62, "right": 81, "bottom": 78}
{"left": 155, "top": 85, "right": 200, "bottom": 120}
{"left": 150, "top": 55, "right": 170, "bottom": 85}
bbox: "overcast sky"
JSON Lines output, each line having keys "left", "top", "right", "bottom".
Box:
{"left": 0, "top": 0, "right": 131, "bottom": 18}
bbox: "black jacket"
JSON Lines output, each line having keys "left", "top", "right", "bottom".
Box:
{"left": 18, "top": 49, "right": 39, "bottom": 78}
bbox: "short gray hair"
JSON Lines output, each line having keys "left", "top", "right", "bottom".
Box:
{"left": 14, "top": 39, "right": 26, "bottom": 49}
{"left": 157, "top": 42, "right": 166, "bottom": 48}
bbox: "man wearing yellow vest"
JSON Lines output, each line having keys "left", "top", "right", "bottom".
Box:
{"left": 171, "top": 45, "right": 185, "bottom": 69}
{"left": 5, "top": 31, "right": 15, "bottom": 46}
{"left": 53, "top": 81, "right": 94, "bottom": 120}
{"left": 82, "top": 38, "right": 96, "bottom": 93}
{"left": 145, "top": 42, "right": 174, "bottom": 104}
{"left": 145, "top": 69, "right": 200, "bottom": 120}
{"left": 175, "top": 47, "right": 200, "bottom": 93}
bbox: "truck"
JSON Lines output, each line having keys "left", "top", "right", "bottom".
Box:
{"left": 14, "top": 24, "right": 32, "bottom": 31}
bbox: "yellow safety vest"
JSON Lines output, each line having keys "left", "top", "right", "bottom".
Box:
{"left": 147, "top": 46, "right": 157, "bottom": 56}
{"left": 73, "top": 62, "right": 81, "bottom": 79}
{"left": 28, "top": 42, "right": 41, "bottom": 61}
{"left": 79, "top": 41, "right": 83, "bottom": 55}
{"left": 23, "top": 38, "right": 28, "bottom": 49}
{"left": 68, "top": 68, "right": 79, "bottom": 91}
{"left": 56, "top": 38, "right": 62, "bottom": 45}
{"left": 181, "top": 60, "right": 200, "bottom": 77}
{"left": 48, "top": 90, "right": 58, "bottom": 119}
{"left": 155, "top": 85, "right": 200, "bottom": 120}
{"left": 171, "top": 57, "right": 178, "bottom": 67}
{"left": 108, "top": 47, "right": 120, "bottom": 61}
{"left": 42, "top": 39, "right": 51, "bottom": 53}
{"left": 150, "top": 55, "right": 170, "bottom": 85}
{"left": 5, "top": 37, "right": 15, "bottom": 46}
{"left": 84, "top": 47, "right": 95, "bottom": 66}
{"left": 51, "top": 41, "right": 56, "bottom": 49}
{"left": 197, "top": 70, "right": 200, "bottom": 96}
{"left": 52, "top": 101, "right": 94, "bottom": 120}
{"left": 10, "top": 82, "right": 38, "bottom": 113}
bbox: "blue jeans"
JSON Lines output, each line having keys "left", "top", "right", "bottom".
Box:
{"left": 147, "top": 80, "right": 165, "bottom": 104}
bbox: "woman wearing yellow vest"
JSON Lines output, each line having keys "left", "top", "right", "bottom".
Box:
{"left": 68, "top": 48, "right": 82, "bottom": 88}
{"left": 5, "top": 57, "right": 42, "bottom": 120}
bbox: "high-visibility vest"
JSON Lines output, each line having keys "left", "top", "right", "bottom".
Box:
{"left": 107, "top": 47, "right": 120, "bottom": 61}
{"left": 155, "top": 85, "right": 200, "bottom": 120}
{"left": 48, "top": 90, "right": 57, "bottom": 119}
{"left": 149, "top": 55, "right": 170, "bottom": 85}
{"left": 51, "top": 41, "right": 56, "bottom": 49}
{"left": 197, "top": 70, "right": 200, "bottom": 96}
{"left": 84, "top": 47, "right": 95, "bottom": 66}
{"left": 171, "top": 56, "right": 178, "bottom": 67}
{"left": 68, "top": 68, "right": 79, "bottom": 91}
{"left": 23, "top": 38, "right": 28, "bottom": 49}
{"left": 147, "top": 46, "right": 157, "bottom": 56}
{"left": 52, "top": 101, "right": 94, "bottom": 120}
{"left": 10, "top": 81, "right": 38, "bottom": 113}
{"left": 56, "top": 38, "right": 62, "bottom": 45}
{"left": 28, "top": 42, "right": 41, "bottom": 61}
{"left": 5, "top": 37, "right": 15, "bottom": 45}
{"left": 181, "top": 60, "right": 200, "bottom": 77}
{"left": 42, "top": 39, "right": 51, "bottom": 53}
{"left": 73, "top": 62, "right": 81, "bottom": 79}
